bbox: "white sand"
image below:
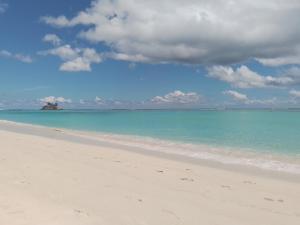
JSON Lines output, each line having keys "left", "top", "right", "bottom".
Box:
{"left": 0, "top": 121, "right": 299, "bottom": 225}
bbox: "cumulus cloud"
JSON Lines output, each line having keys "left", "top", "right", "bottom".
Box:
{"left": 0, "top": 50, "right": 33, "bottom": 63}
{"left": 0, "top": 1, "right": 8, "bottom": 14}
{"left": 208, "top": 65, "right": 300, "bottom": 88}
{"left": 151, "top": 90, "right": 201, "bottom": 104}
{"left": 41, "top": 0, "right": 300, "bottom": 66}
{"left": 43, "top": 34, "right": 62, "bottom": 46}
{"left": 39, "top": 45, "right": 101, "bottom": 72}
{"left": 40, "top": 96, "right": 72, "bottom": 104}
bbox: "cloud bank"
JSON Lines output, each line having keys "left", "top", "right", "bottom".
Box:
{"left": 41, "top": 0, "right": 300, "bottom": 66}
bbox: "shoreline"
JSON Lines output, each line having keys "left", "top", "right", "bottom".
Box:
{"left": 0, "top": 119, "right": 300, "bottom": 224}
{"left": 0, "top": 119, "right": 300, "bottom": 181}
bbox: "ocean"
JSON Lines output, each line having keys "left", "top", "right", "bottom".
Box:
{"left": 0, "top": 109, "right": 300, "bottom": 173}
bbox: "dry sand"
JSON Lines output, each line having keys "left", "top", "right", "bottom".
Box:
{"left": 0, "top": 121, "right": 299, "bottom": 225}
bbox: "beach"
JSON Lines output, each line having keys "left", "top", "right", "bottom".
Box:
{"left": 2, "top": 0, "right": 300, "bottom": 224}
{"left": 0, "top": 120, "right": 299, "bottom": 225}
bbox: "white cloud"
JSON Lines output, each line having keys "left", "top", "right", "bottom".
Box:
{"left": 40, "top": 96, "right": 72, "bottom": 104}
{"left": 289, "top": 90, "right": 300, "bottom": 98}
{"left": 41, "top": 0, "right": 300, "bottom": 65}
{"left": 43, "top": 34, "right": 62, "bottom": 46}
{"left": 14, "top": 54, "right": 33, "bottom": 63}
{"left": 247, "top": 98, "right": 277, "bottom": 105}
{"left": 41, "top": 15, "right": 72, "bottom": 27}
{"left": 223, "top": 90, "right": 248, "bottom": 102}
{"left": 256, "top": 55, "right": 300, "bottom": 67}
{"left": 223, "top": 90, "right": 277, "bottom": 105}
{"left": 0, "top": 50, "right": 33, "bottom": 63}
{"left": 0, "top": 50, "right": 10, "bottom": 57}
{"left": 208, "top": 66, "right": 265, "bottom": 88}
{"left": 151, "top": 90, "right": 201, "bottom": 104}
{"left": 39, "top": 45, "right": 79, "bottom": 60}
{"left": 79, "top": 92, "right": 202, "bottom": 108}
{"left": 79, "top": 99, "right": 86, "bottom": 104}
{"left": 0, "top": 1, "right": 8, "bottom": 14}
{"left": 208, "top": 65, "right": 300, "bottom": 88}
{"left": 39, "top": 45, "right": 101, "bottom": 72}
{"left": 106, "top": 52, "right": 149, "bottom": 63}
{"left": 60, "top": 57, "right": 91, "bottom": 72}
{"left": 94, "top": 96, "right": 104, "bottom": 104}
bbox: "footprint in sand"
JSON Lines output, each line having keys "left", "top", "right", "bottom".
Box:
{"left": 54, "top": 129, "right": 63, "bottom": 133}
{"left": 264, "top": 197, "right": 285, "bottom": 203}
{"left": 156, "top": 170, "right": 164, "bottom": 173}
{"left": 74, "top": 209, "right": 89, "bottom": 216}
{"left": 243, "top": 180, "right": 256, "bottom": 185}
{"left": 264, "top": 197, "right": 274, "bottom": 202}
{"left": 221, "top": 185, "right": 231, "bottom": 189}
{"left": 181, "top": 177, "right": 194, "bottom": 182}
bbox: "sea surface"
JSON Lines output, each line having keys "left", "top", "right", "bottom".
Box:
{"left": 0, "top": 109, "right": 300, "bottom": 173}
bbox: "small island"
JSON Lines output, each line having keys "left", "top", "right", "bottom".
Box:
{"left": 41, "top": 102, "right": 63, "bottom": 110}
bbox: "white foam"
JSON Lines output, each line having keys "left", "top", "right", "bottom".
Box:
{"left": 1, "top": 120, "right": 300, "bottom": 175}
{"left": 78, "top": 131, "right": 300, "bottom": 175}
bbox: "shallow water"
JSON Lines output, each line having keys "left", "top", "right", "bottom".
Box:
{"left": 0, "top": 109, "right": 299, "bottom": 157}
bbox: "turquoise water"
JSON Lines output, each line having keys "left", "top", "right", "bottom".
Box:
{"left": 0, "top": 110, "right": 300, "bottom": 156}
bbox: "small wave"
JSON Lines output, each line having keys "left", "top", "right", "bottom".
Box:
{"left": 1, "top": 119, "right": 300, "bottom": 175}
{"left": 79, "top": 132, "right": 300, "bottom": 175}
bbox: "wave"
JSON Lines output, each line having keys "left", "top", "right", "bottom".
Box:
{"left": 77, "top": 131, "right": 300, "bottom": 175}
{"left": 1, "top": 119, "right": 300, "bottom": 175}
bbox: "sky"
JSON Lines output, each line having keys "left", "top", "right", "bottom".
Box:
{"left": 1, "top": 0, "right": 300, "bottom": 109}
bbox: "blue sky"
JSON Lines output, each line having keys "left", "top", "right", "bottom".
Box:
{"left": 1, "top": 0, "right": 300, "bottom": 109}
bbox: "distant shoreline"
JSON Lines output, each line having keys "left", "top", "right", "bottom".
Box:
{"left": 2, "top": 107, "right": 300, "bottom": 111}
